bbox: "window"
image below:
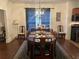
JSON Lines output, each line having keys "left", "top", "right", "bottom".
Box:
{"left": 26, "top": 8, "right": 50, "bottom": 31}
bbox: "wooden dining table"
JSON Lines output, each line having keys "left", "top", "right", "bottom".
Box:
{"left": 27, "top": 31, "right": 56, "bottom": 59}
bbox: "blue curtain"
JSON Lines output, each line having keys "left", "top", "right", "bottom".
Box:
{"left": 41, "top": 8, "right": 50, "bottom": 28}
{"left": 26, "top": 8, "right": 50, "bottom": 32}
{"left": 27, "top": 8, "right": 35, "bottom": 31}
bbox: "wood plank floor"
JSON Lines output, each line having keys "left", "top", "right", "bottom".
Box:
{"left": 0, "top": 39, "right": 24, "bottom": 59}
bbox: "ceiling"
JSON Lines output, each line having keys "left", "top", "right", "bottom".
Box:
{"left": 9, "top": 0, "right": 79, "bottom": 4}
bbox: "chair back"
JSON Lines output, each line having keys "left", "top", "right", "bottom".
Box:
{"left": 19, "top": 26, "right": 25, "bottom": 33}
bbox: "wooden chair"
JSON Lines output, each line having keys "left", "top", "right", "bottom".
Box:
{"left": 18, "top": 26, "right": 25, "bottom": 39}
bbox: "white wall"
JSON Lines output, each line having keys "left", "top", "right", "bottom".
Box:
{"left": 5, "top": 2, "right": 15, "bottom": 43}
{"left": 0, "top": 0, "right": 8, "bottom": 10}
{"left": 64, "top": 2, "right": 73, "bottom": 40}
{"left": 5, "top": 3, "right": 26, "bottom": 43}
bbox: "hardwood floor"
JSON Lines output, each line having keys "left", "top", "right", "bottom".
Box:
{"left": 0, "top": 39, "right": 24, "bottom": 59}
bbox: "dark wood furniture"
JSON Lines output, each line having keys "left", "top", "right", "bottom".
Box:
{"left": 18, "top": 26, "right": 25, "bottom": 39}
{"left": 72, "top": 8, "right": 79, "bottom": 21}
{"left": 71, "top": 25, "right": 79, "bottom": 42}
{"left": 71, "top": 8, "right": 79, "bottom": 41}
{"left": 72, "top": 8, "right": 79, "bottom": 14}
{"left": 27, "top": 31, "right": 56, "bottom": 59}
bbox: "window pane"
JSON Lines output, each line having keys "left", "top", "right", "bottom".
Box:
{"left": 41, "top": 8, "right": 50, "bottom": 28}
{"left": 27, "top": 8, "right": 35, "bottom": 31}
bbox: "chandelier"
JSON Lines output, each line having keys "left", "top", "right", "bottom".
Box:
{"left": 35, "top": 0, "right": 44, "bottom": 16}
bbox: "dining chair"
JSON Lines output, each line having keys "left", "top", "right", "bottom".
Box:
{"left": 18, "top": 26, "right": 25, "bottom": 39}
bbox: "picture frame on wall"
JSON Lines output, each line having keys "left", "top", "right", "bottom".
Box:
{"left": 56, "top": 12, "right": 61, "bottom": 21}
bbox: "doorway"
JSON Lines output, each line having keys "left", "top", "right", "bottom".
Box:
{"left": 0, "top": 9, "right": 6, "bottom": 42}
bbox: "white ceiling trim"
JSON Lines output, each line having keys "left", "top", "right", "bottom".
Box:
{"left": 9, "top": 0, "right": 79, "bottom": 4}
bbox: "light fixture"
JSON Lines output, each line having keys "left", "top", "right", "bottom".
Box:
{"left": 35, "top": 0, "right": 44, "bottom": 16}
{"left": 35, "top": 10, "right": 44, "bottom": 16}
{"left": 34, "top": 0, "right": 45, "bottom": 28}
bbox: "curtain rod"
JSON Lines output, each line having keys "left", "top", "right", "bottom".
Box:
{"left": 25, "top": 8, "right": 54, "bottom": 9}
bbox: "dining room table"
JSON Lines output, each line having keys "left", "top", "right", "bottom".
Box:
{"left": 27, "top": 30, "right": 56, "bottom": 59}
